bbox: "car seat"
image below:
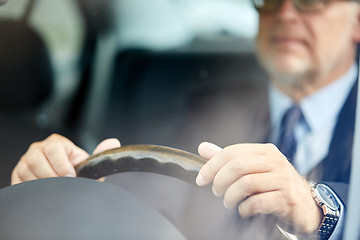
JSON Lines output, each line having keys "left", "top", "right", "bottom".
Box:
{"left": 0, "top": 0, "right": 53, "bottom": 188}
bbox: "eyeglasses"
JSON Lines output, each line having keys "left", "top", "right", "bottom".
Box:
{"left": 252, "top": 0, "right": 358, "bottom": 13}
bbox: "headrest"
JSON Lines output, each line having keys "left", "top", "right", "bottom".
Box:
{"left": 0, "top": 19, "right": 53, "bottom": 111}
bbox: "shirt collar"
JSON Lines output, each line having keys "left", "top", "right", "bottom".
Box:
{"left": 269, "top": 63, "right": 357, "bottom": 133}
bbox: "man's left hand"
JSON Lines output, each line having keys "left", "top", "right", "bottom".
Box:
{"left": 196, "top": 142, "right": 323, "bottom": 234}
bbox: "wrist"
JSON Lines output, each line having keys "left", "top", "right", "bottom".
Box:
{"left": 309, "top": 196, "right": 325, "bottom": 234}
{"left": 308, "top": 182, "right": 340, "bottom": 240}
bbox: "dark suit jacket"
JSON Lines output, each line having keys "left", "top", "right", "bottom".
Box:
{"left": 307, "top": 80, "right": 357, "bottom": 206}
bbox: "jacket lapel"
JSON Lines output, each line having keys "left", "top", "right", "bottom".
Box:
{"left": 307, "top": 80, "right": 358, "bottom": 183}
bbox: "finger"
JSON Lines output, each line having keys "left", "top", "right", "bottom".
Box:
{"left": 197, "top": 146, "right": 233, "bottom": 187}
{"left": 238, "top": 191, "right": 285, "bottom": 218}
{"left": 68, "top": 145, "right": 90, "bottom": 166}
{"left": 11, "top": 168, "right": 22, "bottom": 185}
{"left": 44, "top": 141, "right": 78, "bottom": 177}
{"left": 25, "top": 151, "right": 58, "bottom": 179}
{"left": 196, "top": 142, "right": 222, "bottom": 186}
{"left": 198, "top": 142, "right": 222, "bottom": 159}
{"left": 212, "top": 154, "right": 274, "bottom": 196}
{"left": 197, "top": 143, "right": 280, "bottom": 187}
{"left": 14, "top": 162, "right": 38, "bottom": 183}
{"left": 92, "top": 138, "right": 121, "bottom": 154}
{"left": 223, "top": 172, "right": 281, "bottom": 209}
{"left": 42, "top": 134, "right": 89, "bottom": 174}
{"left": 98, "top": 177, "right": 106, "bottom": 182}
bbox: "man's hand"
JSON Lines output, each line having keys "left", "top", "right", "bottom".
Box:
{"left": 196, "top": 142, "right": 323, "bottom": 235}
{"left": 11, "top": 134, "right": 120, "bottom": 185}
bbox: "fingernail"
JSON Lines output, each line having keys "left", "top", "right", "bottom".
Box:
{"left": 212, "top": 186, "right": 222, "bottom": 197}
{"left": 208, "top": 142, "right": 222, "bottom": 152}
{"left": 65, "top": 174, "right": 74, "bottom": 178}
{"left": 223, "top": 200, "right": 231, "bottom": 209}
{"left": 98, "top": 177, "right": 106, "bottom": 182}
{"left": 196, "top": 173, "right": 206, "bottom": 186}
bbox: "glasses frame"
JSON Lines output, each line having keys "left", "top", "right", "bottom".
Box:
{"left": 251, "top": 0, "right": 359, "bottom": 14}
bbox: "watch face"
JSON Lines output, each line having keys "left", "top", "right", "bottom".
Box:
{"left": 316, "top": 184, "right": 340, "bottom": 211}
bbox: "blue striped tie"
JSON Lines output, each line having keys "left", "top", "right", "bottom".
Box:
{"left": 277, "top": 105, "right": 302, "bottom": 162}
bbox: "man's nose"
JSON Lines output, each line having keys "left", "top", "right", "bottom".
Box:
{"left": 276, "top": 0, "right": 300, "bottom": 19}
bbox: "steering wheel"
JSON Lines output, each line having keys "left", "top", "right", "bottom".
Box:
{"left": 0, "top": 145, "right": 288, "bottom": 240}
{"left": 75, "top": 144, "right": 289, "bottom": 239}
{"left": 75, "top": 144, "right": 207, "bottom": 184}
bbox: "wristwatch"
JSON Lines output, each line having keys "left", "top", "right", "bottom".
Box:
{"left": 310, "top": 182, "right": 341, "bottom": 240}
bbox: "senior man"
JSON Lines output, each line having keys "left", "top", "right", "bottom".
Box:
{"left": 10, "top": 0, "right": 360, "bottom": 239}
{"left": 193, "top": 0, "right": 360, "bottom": 238}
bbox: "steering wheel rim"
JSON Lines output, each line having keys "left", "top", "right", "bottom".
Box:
{"left": 75, "top": 144, "right": 207, "bottom": 184}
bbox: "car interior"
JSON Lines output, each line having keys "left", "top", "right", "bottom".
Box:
{"left": 1, "top": 0, "right": 359, "bottom": 239}
{"left": 0, "top": 0, "right": 263, "bottom": 188}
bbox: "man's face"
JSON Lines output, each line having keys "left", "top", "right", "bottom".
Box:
{"left": 256, "top": 0, "right": 360, "bottom": 93}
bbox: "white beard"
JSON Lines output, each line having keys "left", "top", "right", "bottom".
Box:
{"left": 257, "top": 52, "right": 316, "bottom": 90}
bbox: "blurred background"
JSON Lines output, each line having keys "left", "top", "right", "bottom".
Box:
{"left": 0, "top": 0, "right": 265, "bottom": 188}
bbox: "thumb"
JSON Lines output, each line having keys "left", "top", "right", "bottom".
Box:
{"left": 92, "top": 138, "right": 121, "bottom": 154}
{"left": 198, "top": 142, "right": 222, "bottom": 160}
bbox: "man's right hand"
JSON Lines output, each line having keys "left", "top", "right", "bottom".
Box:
{"left": 11, "top": 134, "right": 120, "bottom": 185}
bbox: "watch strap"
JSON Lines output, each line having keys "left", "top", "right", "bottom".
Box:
{"left": 309, "top": 182, "right": 340, "bottom": 240}
{"left": 318, "top": 213, "right": 339, "bottom": 239}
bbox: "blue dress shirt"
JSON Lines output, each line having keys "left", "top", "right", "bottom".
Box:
{"left": 268, "top": 63, "right": 357, "bottom": 240}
